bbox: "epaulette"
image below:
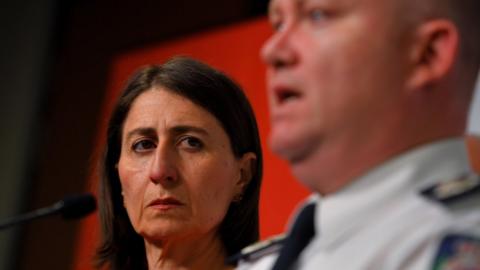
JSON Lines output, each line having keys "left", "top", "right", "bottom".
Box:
{"left": 431, "top": 233, "right": 480, "bottom": 269}
{"left": 421, "top": 173, "right": 480, "bottom": 205}
{"left": 226, "top": 234, "right": 286, "bottom": 265}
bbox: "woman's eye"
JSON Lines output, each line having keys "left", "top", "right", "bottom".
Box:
{"left": 179, "top": 136, "right": 203, "bottom": 150}
{"left": 132, "top": 140, "right": 156, "bottom": 152}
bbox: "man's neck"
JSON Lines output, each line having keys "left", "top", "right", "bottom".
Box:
{"left": 291, "top": 126, "right": 464, "bottom": 196}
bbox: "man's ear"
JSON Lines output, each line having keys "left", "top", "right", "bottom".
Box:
{"left": 233, "top": 152, "right": 257, "bottom": 201}
{"left": 406, "top": 19, "right": 459, "bottom": 90}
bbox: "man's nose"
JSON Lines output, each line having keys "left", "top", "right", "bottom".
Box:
{"left": 148, "top": 144, "right": 178, "bottom": 185}
{"left": 260, "top": 23, "right": 298, "bottom": 69}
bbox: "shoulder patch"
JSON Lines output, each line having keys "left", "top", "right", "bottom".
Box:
{"left": 431, "top": 234, "right": 480, "bottom": 270}
{"left": 421, "top": 174, "right": 480, "bottom": 204}
{"left": 226, "top": 234, "right": 285, "bottom": 265}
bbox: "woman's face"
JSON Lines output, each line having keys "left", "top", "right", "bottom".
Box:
{"left": 118, "top": 88, "right": 252, "bottom": 243}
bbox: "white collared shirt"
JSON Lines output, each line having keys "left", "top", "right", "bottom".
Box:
{"left": 238, "top": 138, "right": 480, "bottom": 270}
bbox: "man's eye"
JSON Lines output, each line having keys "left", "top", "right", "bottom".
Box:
{"left": 179, "top": 136, "right": 203, "bottom": 150}
{"left": 272, "top": 20, "right": 284, "bottom": 32}
{"left": 308, "top": 8, "right": 327, "bottom": 22}
{"left": 132, "top": 140, "right": 156, "bottom": 152}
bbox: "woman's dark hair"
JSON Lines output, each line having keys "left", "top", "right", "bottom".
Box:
{"left": 95, "top": 56, "right": 263, "bottom": 269}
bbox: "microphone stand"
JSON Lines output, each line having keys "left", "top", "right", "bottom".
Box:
{"left": 0, "top": 194, "right": 96, "bottom": 230}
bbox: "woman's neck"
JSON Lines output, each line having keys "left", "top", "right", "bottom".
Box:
{"left": 144, "top": 232, "right": 233, "bottom": 270}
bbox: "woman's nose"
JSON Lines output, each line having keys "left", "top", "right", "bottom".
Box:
{"left": 148, "top": 144, "right": 178, "bottom": 185}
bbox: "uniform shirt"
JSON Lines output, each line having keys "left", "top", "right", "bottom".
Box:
{"left": 237, "top": 138, "right": 480, "bottom": 270}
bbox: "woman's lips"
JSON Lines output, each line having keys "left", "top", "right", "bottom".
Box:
{"left": 147, "top": 197, "right": 184, "bottom": 210}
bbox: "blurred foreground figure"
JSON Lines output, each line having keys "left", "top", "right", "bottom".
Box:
{"left": 235, "top": 0, "right": 480, "bottom": 269}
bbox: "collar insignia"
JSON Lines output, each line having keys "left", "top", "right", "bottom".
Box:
{"left": 432, "top": 234, "right": 480, "bottom": 270}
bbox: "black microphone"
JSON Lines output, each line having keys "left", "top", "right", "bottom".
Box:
{"left": 0, "top": 193, "right": 96, "bottom": 230}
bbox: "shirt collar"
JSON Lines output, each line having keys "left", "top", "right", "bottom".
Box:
{"left": 314, "top": 138, "right": 471, "bottom": 250}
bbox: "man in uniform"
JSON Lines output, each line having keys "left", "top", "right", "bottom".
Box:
{"left": 234, "top": 0, "right": 480, "bottom": 268}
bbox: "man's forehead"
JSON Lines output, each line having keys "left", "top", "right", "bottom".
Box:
{"left": 268, "top": 0, "right": 359, "bottom": 14}
{"left": 267, "top": 0, "right": 393, "bottom": 11}
{"left": 268, "top": 0, "right": 308, "bottom": 12}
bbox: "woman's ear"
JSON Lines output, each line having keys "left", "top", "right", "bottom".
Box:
{"left": 406, "top": 19, "right": 459, "bottom": 90}
{"left": 233, "top": 152, "right": 257, "bottom": 202}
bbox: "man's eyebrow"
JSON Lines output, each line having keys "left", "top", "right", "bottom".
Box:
{"left": 268, "top": 0, "right": 304, "bottom": 18}
{"left": 298, "top": 0, "right": 321, "bottom": 12}
{"left": 297, "top": 0, "right": 306, "bottom": 9}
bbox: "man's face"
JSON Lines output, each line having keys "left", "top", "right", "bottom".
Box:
{"left": 262, "top": 0, "right": 412, "bottom": 189}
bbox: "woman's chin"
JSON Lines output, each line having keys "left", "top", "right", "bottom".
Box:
{"left": 139, "top": 226, "right": 185, "bottom": 244}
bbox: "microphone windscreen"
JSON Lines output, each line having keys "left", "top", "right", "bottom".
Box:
{"left": 59, "top": 193, "right": 97, "bottom": 219}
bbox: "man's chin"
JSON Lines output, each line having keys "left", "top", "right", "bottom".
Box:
{"left": 269, "top": 135, "right": 309, "bottom": 164}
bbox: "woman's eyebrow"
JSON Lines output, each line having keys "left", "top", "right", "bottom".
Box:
{"left": 124, "top": 127, "right": 156, "bottom": 142}
{"left": 124, "top": 125, "right": 210, "bottom": 142}
{"left": 170, "top": 125, "right": 209, "bottom": 136}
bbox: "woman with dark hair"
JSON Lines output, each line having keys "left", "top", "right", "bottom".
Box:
{"left": 95, "top": 57, "right": 263, "bottom": 270}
